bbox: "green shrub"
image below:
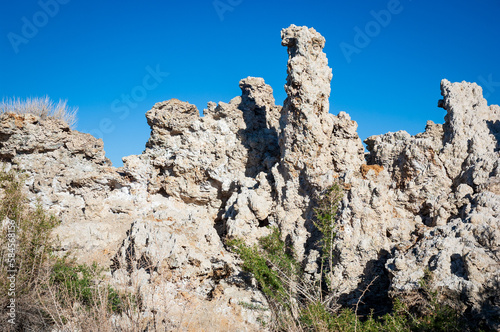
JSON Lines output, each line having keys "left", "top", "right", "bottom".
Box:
{"left": 313, "top": 183, "right": 343, "bottom": 294}
{"left": 49, "top": 257, "right": 132, "bottom": 315}
{"left": 0, "top": 169, "right": 57, "bottom": 296}
{"left": 50, "top": 259, "right": 96, "bottom": 306}
{"left": 227, "top": 227, "right": 299, "bottom": 307}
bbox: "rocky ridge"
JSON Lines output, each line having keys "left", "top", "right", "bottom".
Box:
{"left": 0, "top": 25, "right": 498, "bottom": 330}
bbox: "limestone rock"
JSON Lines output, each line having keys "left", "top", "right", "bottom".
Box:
{"left": 1, "top": 25, "right": 498, "bottom": 330}
{"left": 274, "top": 24, "right": 364, "bottom": 258}
{"left": 332, "top": 79, "right": 499, "bottom": 328}
{"left": 0, "top": 77, "right": 281, "bottom": 330}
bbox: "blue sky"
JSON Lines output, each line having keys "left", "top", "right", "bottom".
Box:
{"left": 1, "top": 0, "right": 499, "bottom": 166}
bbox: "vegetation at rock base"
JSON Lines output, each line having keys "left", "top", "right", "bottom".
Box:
{"left": 0, "top": 168, "right": 138, "bottom": 331}
{"left": 0, "top": 150, "right": 494, "bottom": 330}
{"left": 228, "top": 182, "right": 486, "bottom": 332}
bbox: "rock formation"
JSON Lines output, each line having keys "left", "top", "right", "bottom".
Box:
{"left": 330, "top": 80, "right": 500, "bottom": 327}
{"left": 273, "top": 25, "right": 364, "bottom": 260}
{"left": 0, "top": 25, "right": 498, "bottom": 330}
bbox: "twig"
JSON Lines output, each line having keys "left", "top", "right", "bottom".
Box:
{"left": 266, "top": 259, "right": 317, "bottom": 304}
{"left": 354, "top": 275, "right": 378, "bottom": 332}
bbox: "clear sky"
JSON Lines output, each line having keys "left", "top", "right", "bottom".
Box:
{"left": 1, "top": 0, "right": 499, "bottom": 166}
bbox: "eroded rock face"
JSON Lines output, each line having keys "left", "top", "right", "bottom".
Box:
{"left": 0, "top": 112, "right": 133, "bottom": 260}
{"left": 112, "top": 77, "right": 284, "bottom": 329}
{"left": 274, "top": 24, "right": 364, "bottom": 258}
{"left": 332, "top": 80, "right": 500, "bottom": 327}
{"left": 0, "top": 77, "right": 281, "bottom": 330}
{"left": 1, "top": 25, "right": 498, "bottom": 330}
{"left": 127, "top": 76, "right": 281, "bottom": 241}
{"left": 385, "top": 81, "right": 500, "bottom": 326}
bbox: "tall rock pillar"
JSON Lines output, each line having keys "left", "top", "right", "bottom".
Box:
{"left": 273, "top": 25, "right": 336, "bottom": 259}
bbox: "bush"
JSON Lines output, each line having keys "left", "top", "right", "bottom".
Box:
{"left": 1, "top": 96, "right": 77, "bottom": 128}
{"left": 227, "top": 227, "right": 300, "bottom": 320}
{"left": 0, "top": 169, "right": 58, "bottom": 329}
{"left": 49, "top": 258, "right": 130, "bottom": 314}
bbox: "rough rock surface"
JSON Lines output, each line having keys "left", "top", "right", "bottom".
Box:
{"left": 1, "top": 25, "right": 498, "bottom": 330}
{"left": 0, "top": 78, "right": 281, "bottom": 330}
{"left": 0, "top": 112, "right": 133, "bottom": 260}
{"left": 332, "top": 80, "right": 500, "bottom": 328}
{"left": 273, "top": 25, "right": 364, "bottom": 259}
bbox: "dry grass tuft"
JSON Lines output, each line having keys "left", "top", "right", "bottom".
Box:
{"left": 1, "top": 96, "right": 77, "bottom": 128}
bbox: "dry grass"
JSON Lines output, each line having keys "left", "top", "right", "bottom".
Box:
{"left": 35, "top": 270, "right": 147, "bottom": 332}
{"left": 0, "top": 96, "right": 77, "bottom": 128}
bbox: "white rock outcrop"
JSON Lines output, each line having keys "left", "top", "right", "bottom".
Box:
{"left": 274, "top": 24, "right": 364, "bottom": 259}
{"left": 0, "top": 25, "right": 498, "bottom": 330}
{"left": 331, "top": 79, "right": 499, "bottom": 327}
